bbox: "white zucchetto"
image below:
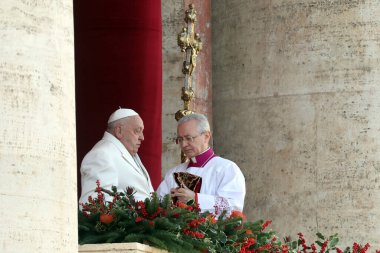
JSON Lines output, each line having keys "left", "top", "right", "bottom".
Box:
{"left": 107, "top": 108, "right": 138, "bottom": 123}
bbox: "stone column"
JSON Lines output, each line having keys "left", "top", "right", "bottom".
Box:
{"left": 213, "top": 1, "right": 380, "bottom": 248}
{"left": 0, "top": 1, "right": 77, "bottom": 252}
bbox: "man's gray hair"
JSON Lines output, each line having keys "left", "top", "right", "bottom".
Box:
{"left": 106, "top": 117, "right": 128, "bottom": 132}
{"left": 178, "top": 113, "right": 210, "bottom": 133}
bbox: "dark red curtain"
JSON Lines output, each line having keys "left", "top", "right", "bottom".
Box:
{"left": 74, "top": 0, "right": 162, "bottom": 197}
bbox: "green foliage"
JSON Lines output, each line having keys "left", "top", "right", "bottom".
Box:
{"left": 79, "top": 182, "right": 378, "bottom": 253}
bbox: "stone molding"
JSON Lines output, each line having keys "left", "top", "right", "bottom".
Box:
{"left": 79, "top": 243, "right": 168, "bottom": 253}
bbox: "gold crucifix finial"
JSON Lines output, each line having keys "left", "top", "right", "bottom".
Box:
{"left": 175, "top": 4, "right": 203, "bottom": 122}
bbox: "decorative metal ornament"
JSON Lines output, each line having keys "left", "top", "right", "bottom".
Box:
{"left": 175, "top": 4, "right": 203, "bottom": 162}
{"left": 175, "top": 3, "right": 202, "bottom": 122}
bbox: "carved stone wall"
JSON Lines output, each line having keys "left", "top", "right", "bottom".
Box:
{"left": 0, "top": 1, "right": 77, "bottom": 252}
{"left": 212, "top": 0, "right": 380, "bottom": 247}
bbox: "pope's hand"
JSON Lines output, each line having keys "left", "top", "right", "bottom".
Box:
{"left": 170, "top": 185, "right": 195, "bottom": 203}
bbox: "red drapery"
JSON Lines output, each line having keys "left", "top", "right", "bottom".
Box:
{"left": 74, "top": 0, "right": 162, "bottom": 196}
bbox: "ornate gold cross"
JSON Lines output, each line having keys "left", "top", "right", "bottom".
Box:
{"left": 175, "top": 4, "right": 203, "bottom": 121}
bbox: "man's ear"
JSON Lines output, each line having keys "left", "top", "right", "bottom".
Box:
{"left": 114, "top": 125, "right": 123, "bottom": 139}
{"left": 203, "top": 131, "right": 211, "bottom": 142}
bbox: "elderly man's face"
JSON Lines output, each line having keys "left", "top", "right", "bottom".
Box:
{"left": 177, "top": 119, "right": 210, "bottom": 158}
{"left": 116, "top": 116, "right": 144, "bottom": 155}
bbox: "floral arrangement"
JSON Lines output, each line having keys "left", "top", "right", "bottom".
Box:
{"left": 78, "top": 181, "right": 378, "bottom": 253}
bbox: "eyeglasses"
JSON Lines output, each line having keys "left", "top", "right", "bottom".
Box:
{"left": 175, "top": 134, "right": 202, "bottom": 144}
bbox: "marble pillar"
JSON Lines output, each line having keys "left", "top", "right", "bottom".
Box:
{"left": 213, "top": 0, "right": 380, "bottom": 248}
{"left": 0, "top": 0, "right": 77, "bottom": 252}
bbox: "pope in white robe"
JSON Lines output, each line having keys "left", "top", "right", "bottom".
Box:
{"left": 157, "top": 113, "right": 246, "bottom": 215}
{"left": 79, "top": 108, "right": 154, "bottom": 205}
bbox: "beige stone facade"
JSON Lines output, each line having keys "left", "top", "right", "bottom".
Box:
{"left": 212, "top": 0, "right": 380, "bottom": 248}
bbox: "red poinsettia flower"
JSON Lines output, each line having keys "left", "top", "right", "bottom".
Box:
{"left": 261, "top": 220, "right": 272, "bottom": 231}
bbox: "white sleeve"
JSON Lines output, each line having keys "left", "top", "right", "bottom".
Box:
{"left": 79, "top": 148, "right": 118, "bottom": 205}
{"left": 156, "top": 168, "right": 177, "bottom": 198}
{"left": 197, "top": 162, "right": 246, "bottom": 214}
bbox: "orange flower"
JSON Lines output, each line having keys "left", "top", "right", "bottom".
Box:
{"left": 177, "top": 201, "right": 189, "bottom": 209}
{"left": 245, "top": 229, "right": 253, "bottom": 234}
{"left": 100, "top": 213, "right": 114, "bottom": 224}
{"left": 230, "top": 210, "right": 247, "bottom": 221}
{"left": 206, "top": 214, "right": 217, "bottom": 224}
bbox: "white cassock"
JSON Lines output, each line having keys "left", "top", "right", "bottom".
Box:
{"left": 157, "top": 152, "right": 246, "bottom": 215}
{"left": 79, "top": 132, "right": 154, "bottom": 205}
